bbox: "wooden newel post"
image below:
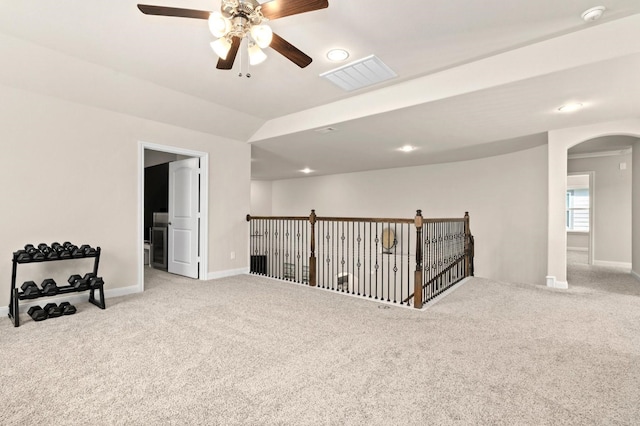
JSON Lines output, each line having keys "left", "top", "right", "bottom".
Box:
{"left": 464, "top": 211, "right": 471, "bottom": 277}
{"left": 414, "top": 209, "right": 424, "bottom": 309}
{"left": 309, "top": 209, "right": 317, "bottom": 287}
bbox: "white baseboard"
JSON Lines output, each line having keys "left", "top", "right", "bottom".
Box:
{"left": 207, "top": 267, "right": 250, "bottom": 280}
{"left": 0, "top": 285, "right": 141, "bottom": 318}
{"left": 567, "top": 247, "right": 588, "bottom": 252}
{"left": 546, "top": 276, "right": 568, "bottom": 289}
{"left": 593, "top": 260, "right": 632, "bottom": 269}
{"left": 105, "top": 285, "right": 141, "bottom": 299}
{"left": 631, "top": 270, "right": 640, "bottom": 282}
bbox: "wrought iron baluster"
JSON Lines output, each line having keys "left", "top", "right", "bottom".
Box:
{"left": 374, "top": 223, "right": 379, "bottom": 300}
{"left": 340, "top": 221, "right": 345, "bottom": 292}
{"left": 356, "top": 222, "right": 362, "bottom": 296}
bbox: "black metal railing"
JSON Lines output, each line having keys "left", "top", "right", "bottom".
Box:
{"left": 421, "top": 218, "right": 469, "bottom": 304}
{"left": 316, "top": 217, "right": 415, "bottom": 305}
{"left": 247, "top": 215, "right": 311, "bottom": 285}
{"left": 246, "top": 210, "right": 474, "bottom": 309}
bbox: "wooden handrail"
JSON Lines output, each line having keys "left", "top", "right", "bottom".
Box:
{"left": 316, "top": 216, "right": 414, "bottom": 224}
{"left": 247, "top": 214, "right": 464, "bottom": 224}
{"left": 246, "top": 214, "right": 309, "bottom": 221}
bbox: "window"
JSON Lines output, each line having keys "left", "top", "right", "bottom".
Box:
{"left": 566, "top": 188, "right": 589, "bottom": 232}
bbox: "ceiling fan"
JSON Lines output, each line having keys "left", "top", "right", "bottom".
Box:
{"left": 137, "top": 0, "right": 329, "bottom": 70}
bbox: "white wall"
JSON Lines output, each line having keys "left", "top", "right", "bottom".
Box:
{"left": 270, "top": 145, "right": 548, "bottom": 286}
{"left": 0, "top": 84, "right": 250, "bottom": 309}
{"left": 567, "top": 233, "right": 589, "bottom": 251}
{"left": 250, "top": 181, "right": 273, "bottom": 216}
{"left": 568, "top": 153, "right": 632, "bottom": 265}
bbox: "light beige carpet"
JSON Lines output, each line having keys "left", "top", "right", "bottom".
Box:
{"left": 1, "top": 266, "right": 639, "bottom": 425}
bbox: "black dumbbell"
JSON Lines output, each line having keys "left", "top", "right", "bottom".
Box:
{"left": 89, "top": 276, "right": 104, "bottom": 288}
{"left": 79, "top": 244, "right": 96, "bottom": 256}
{"left": 14, "top": 250, "right": 31, "bottom": 263}
{"left": 68, "top": 274, "right": 89, "bottom": 291}
{"left": 41, "top": 278, "right": 58, "bottom": 296}
{"left": 70, "top": 246, "right": 85, "bottom": 258}
{"left": 27, "top": 306, "right": 47, "bottom": 321}
{"left": 37, "top": 244, "right": 58, "bottom": 259}
{"left": 21, "top": 281, "right": 41, "bottom": 297}
{"left": 43, "top": 303, "right": 64, "bottom": 318}
{"left": 24, "top": 244, "right": 45, "bottom": 261}
{"left": 51, "top": 242, "right": 70, "bottom": 258}
{"left": 55, "top": 242, "right": 70, "bottom": 257}
{"left": 59, "top": 302, "right": 77, "bottom": 315}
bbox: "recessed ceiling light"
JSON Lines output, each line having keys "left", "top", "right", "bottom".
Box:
{"left": 581, "top": 6, "right": 606, "bottom": 22}
{"left": 326, "top": 48, "right": 349, "bottom": 62}
{"left": 557, "top": 103, "right": 584, "bottom": 113}
{"left": 398, "top": 145, "right": 417, "bottom": 153}
{"left": 300, "top": 168, "right": 314, "bottom": 174}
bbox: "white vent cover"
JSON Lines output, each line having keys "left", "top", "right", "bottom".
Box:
{"left": 320, "top": 55, "right": 397, "bottom": 91}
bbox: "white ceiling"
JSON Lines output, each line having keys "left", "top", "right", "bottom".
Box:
{"left": 0, "top": 1, "right": 639, "bottom": 180}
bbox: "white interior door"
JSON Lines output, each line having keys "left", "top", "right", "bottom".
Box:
{"left": 168, "top": 157, "right": 200, "bottom": 278}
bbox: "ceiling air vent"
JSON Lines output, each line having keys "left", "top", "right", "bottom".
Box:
{"left": 320, "top": 55, "right": 397, "bottom": 91}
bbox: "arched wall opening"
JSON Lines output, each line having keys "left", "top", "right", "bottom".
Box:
{"left": 547, "top": 119, "right": 640, "bottom": 288}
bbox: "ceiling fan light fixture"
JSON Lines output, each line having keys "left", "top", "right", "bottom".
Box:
{"left": 248, "top": 43, "right": 267, "bottom": 65}
{"left": 208, "top": 11, "right": 231, "bottom": 38}
{"left": 211, "top": 37, "right": 232, "bottom": 60}
{"left": 250, "top": 24, "right": 273, "bottom": 49}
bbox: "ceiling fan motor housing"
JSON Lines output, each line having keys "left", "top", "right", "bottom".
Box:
{"left": 222, "top": 0, "right": 264, "bottom": 25}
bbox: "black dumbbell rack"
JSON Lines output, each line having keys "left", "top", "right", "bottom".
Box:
{"left": 8, "top": 246, "right": 105, "bottom": 327}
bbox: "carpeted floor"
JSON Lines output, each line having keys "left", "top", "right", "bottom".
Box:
{"left": 1, "top": 264, "right": 639, "bottom": 425}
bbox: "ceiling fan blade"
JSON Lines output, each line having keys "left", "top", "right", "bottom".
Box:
{"left": 216, "top": 37, "right": 242, "bottom": 70}
{"left": 260, "top": 0, "right": 328, "bottom": 20}
{"left": 270, "top": 33, "right": 312, "bottom": 68}
{"left": 137, "top": 4, "right": 211, "bottom": 20}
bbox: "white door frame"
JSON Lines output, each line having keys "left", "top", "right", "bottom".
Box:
{"left": 138, "top": 141, "right": 209, "bottom": 292}
{"left": 567, "top": 171, "right": 595, "bottom": 265}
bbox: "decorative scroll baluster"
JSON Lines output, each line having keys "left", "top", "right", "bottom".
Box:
{"left": 356, "top": 223, "right": 361, "bottom": 296}
{"left": 246, "top": 210, "right": 473, "bottom": 309}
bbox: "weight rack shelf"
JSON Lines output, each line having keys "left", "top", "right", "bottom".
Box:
{"left": 14, "top": 251, "right": 99, "bottom": 264}
{"left": 8, "top": 245, "right": 106, "bottom": 327}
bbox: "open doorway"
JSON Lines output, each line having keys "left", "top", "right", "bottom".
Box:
{"left": 567, "top": 137, "right": 633, "bottom": 271}
{"left": 138, "top": 142, "right": 209, "bottom": 292}
{"left": 546, "top": 121, "right": 640, "bottom": 290}
{"left": 566, "top": 172, "right": 593, "bottom": 266}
